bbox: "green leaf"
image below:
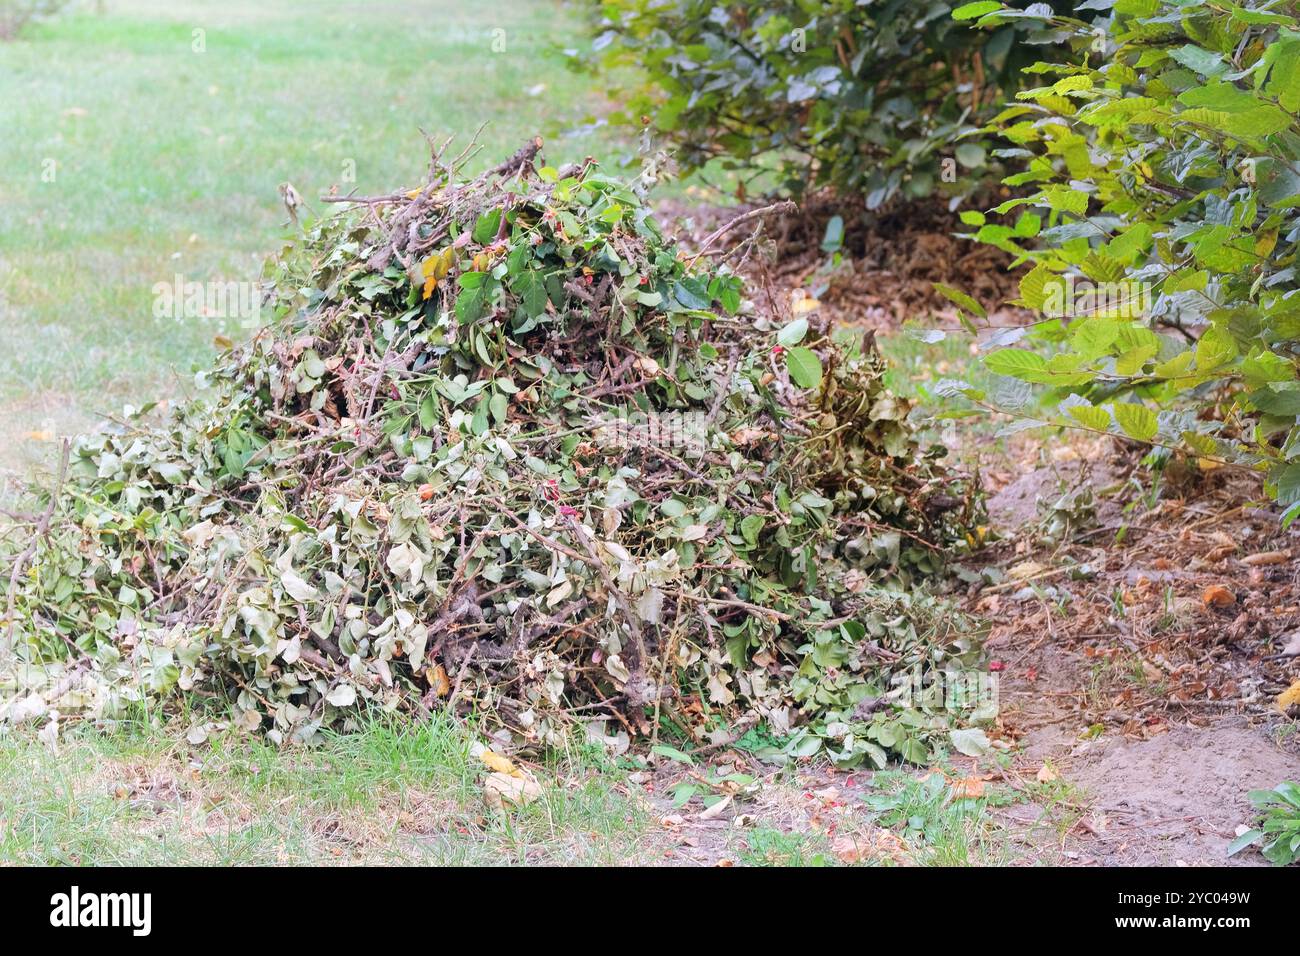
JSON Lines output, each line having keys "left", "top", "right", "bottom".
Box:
{"left": 1177, "top": 81, "right": 1258, "bottom": 113}
{"left": 1273, "top": 462, "right": 1300, "bottom": 507}
{"left": 1111, "top": 403, "right": 1158, "bottom": 442}
{"left": 786, "top": 347, "right": 823, "bottom": 390}
{"left": 952, "top": 1, "right": 1002, "bottom": 20}
{"left": 1040, "top": 185, "right": 1089, "bottom": 217}
{"left": 1226, "top": 829, "right": 1264, "bottom": 857}
{"left": 933, "top": 283, "right": 987, "bottom": 319}
{"left": 1067, "top": 403, "right": 1112, "bottom": 432}
{"left": 472, "top": 208, "right": 502, "bottom": 244}
{"left": 1169, "top": 45, "right": 1227, "bottom": 78}
{"left": 1018, "top": 264, "right": 1055, "bottom": 312}
{"left": 985, "top": 348, "right": 1048, "bottom": 381}
{"left": 955, "top": 143, "right": 987, "bottom": 169}
{"left": 1069, "top": 317, "right": 1120, "bottom": 359}
{"left": 651, "top": 744, "right": 695, "bottom": 766}
{"left": 821, "top": 215, "right": 844, "bottom": 253}
{"left": 777, "top": 318, "right": 809, "bottom": 346}
{"left": 1195, "top": 325, "right": 1237, "bottom": 371}
{"left": 1222, "top": 105, "right": 1292, "bottom": 139}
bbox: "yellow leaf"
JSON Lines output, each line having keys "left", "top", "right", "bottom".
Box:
{"left": 792, "top": 296, "right": 821, "bottom": 314}
{"left": 479, "top": 749, "right": 519, "bottom": 777}
{"left": 1255, "top": 228, "right": 1278, "bottom": 258}
{"left": 427, "top": 663, "right": 450, "bottom": 697}
{"left": 1278, "top": 679, "right": 1300, "bottom": 713}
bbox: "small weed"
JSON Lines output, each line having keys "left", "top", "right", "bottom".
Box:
{"left": 739, "top": 827, "right": 833, "bottom": 867}
{"left": 862, "top": 771, "right": 1012, "bottom": 866}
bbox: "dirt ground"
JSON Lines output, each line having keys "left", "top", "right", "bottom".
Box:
{"left": 657, "top": 193, "right": 1026, "bottom": 329}
{"left": 978, "top": 447, "right": 1300, "bottom": 865}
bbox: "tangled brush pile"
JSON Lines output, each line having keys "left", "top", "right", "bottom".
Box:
{"left": 1, "top": 139, "right": 986, "bottom": 766}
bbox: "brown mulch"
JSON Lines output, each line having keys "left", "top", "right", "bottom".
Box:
{"left": 658, "top": 192, "right": 1026, "bottom": 332}
{"left": 978, "top": 443, "right": 1300, "bottom": 740}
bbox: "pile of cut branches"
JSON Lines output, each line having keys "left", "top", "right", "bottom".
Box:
{"left": 0, "top": 139, "right": 986, "bottom": 766}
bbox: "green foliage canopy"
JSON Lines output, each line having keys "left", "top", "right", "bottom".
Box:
{"left": 956, "top": 0, "right": 1300, "bottom": 519}
{"left": 577, "top": 0, "right": 1076, "bottom": 208}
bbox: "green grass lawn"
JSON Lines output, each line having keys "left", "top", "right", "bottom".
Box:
{"left": 1, "top": 714, "right": 1041, "bottom": 866}
{"left": 0, "top": 0, "right": 615, "bottom": 471}
{"left": 0, "top": 715, "right": 658, "bottom": 865}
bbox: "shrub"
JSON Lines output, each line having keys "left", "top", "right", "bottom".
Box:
{"left": 951, "top": 0, "right": 1300, "bottom": 518}
{"left": 575, "top": 0, "right": 1077, "bottom": 208}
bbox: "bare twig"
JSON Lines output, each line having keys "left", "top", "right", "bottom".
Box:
{"left": 688, "top": 200, "right": 798, "bottom": 265}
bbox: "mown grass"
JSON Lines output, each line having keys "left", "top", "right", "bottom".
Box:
{"left": 0, "top": 714, "right": 656, "bottom": 865}
{"left": 0, "top": 0, "right": 615, "bottom": 469}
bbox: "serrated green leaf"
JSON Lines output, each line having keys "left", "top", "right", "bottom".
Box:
{"left": 933, "top": 283, "right": 987, "bottom": 319}
{"left": 986, "top": 348, "right": 1048, "bottom": 381}
{"left": 1112, "top": 402, "right": 1158, "bottom": 441}
{"left": 1067, "top": 403, "right": 1112, "bottom": 432}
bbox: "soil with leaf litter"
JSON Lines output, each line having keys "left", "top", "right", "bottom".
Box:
{"left": 658, "top": 194, "right": 1027, "bottom": 332}
{"left": 972, "top": 434, "right": 1300, "bottom": 864}
{"left": 0, "top": 139, "right": 988, "bottom": 773}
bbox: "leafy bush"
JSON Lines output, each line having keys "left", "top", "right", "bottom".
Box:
{"left": 1228, "top": 781, "right": 1300, "bottom": 866}
{"left": 952, "top": 0, "right": 1300, "bottom": 518}
{"left": 576, "top": 0, "right": 1076, "bottom": 208}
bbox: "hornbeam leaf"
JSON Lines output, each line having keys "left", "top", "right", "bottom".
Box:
{"left": 1112, "top": 402, "right": 1158, "bottom": 441}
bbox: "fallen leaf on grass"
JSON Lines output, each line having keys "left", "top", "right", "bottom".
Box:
{"left": 1278, "top": 680, "right": 1300, "bottom": 714}
{"left": 478, "top": 748, "right": 518, "bottom": 776}
{"left": 483, "top": 771, "right": 542, "bottom": 810}
{"left": 952, "top": 776, "right": 986, "bottom": 799}
{"left": 1036, "top": 762, "right": 1059, "bottom": 784}
{"left": 476, "top": 745, "right": 543, "bottom": 810}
